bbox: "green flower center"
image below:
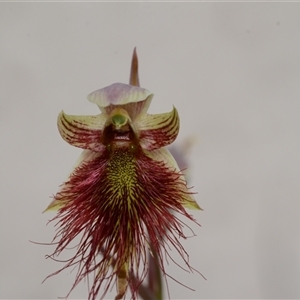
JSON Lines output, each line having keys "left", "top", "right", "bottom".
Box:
{"left": 112, "top": 114, "right": 127, "bottom": 128}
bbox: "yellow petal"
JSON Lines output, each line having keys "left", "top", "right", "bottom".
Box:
{"left": 43, "top": 198, "right": 66, "bottom": 212}
{"left": 57, "top": 111, "right": 107, "bottom": 151}
{"left": 145, "top": 147, "right": 202, "bottom": 210}
{"left": 135, "top": 106, "right": 180, "bottom": 151}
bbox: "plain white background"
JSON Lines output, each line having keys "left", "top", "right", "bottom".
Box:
{"left": 1, "top": 2, "right": 300, "bottom": 299}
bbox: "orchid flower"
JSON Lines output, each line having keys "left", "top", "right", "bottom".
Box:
{"left": 45, "top": 49, "right": 201, "bottom": 300}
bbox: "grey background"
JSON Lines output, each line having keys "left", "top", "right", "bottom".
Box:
{"left": 1, "top": 3, "right": 300, "bottom": 299}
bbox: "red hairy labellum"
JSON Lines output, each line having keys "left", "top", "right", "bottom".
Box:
{"left": 44, "top": 49, "right": 202, "bottom": 300}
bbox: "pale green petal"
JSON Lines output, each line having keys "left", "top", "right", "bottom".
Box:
{"left": 135, "top": 107, "right": 180, "bottom": 151}
{"left": 57, "top": 111, "right": 107, "bottom": 152}
{"left": 43, "top": 198, "right": 65, "bottom": 212}
{"left": 87, "top": 83, "right": 153, "bottom": 118}
{"left": 145, "top": 147, "right": 202, "bottom": 210}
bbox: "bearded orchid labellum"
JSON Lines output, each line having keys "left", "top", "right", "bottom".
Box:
{"left": 45, "top": 49, "right": 202, "bottom": 300}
